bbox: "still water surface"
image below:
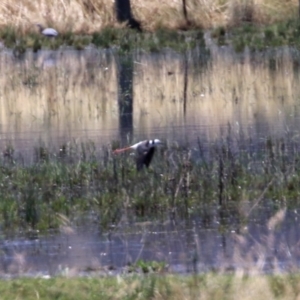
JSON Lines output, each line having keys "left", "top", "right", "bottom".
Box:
{"left": 1, "top": 43, "right": 300, "bottom": 276}
{"left": 0, "top": 205, "right": 299, "bottom": 277}
{"left": 1, "top": 44, "right": 300, "bottom": 156}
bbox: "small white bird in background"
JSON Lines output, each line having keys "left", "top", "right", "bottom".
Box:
{"left": 36, "top": 24, "right": 58, "bottom": 37}
{"left": 113, "top": 139, "right": 163, "bottom": 171}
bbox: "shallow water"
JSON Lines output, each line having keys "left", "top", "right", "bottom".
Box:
{"left": 1, "top": 42, "right": 300, "bottom": 276}
{"left": 0, "top": 204, "right": 299, "bottom": 277}
{"left": 1, "top": 44, "right": 300, "bottom": 158}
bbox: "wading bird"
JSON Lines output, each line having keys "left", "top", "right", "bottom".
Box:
{"left": 113, "top": 139, "right": 162, "bottom": 171}
{"left": 36, "top": 24, "right": 58, "bottom": 37}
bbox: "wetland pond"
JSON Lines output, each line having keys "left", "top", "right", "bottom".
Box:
{"left": 1, "top": 41, "right": 300, "bottom": 277}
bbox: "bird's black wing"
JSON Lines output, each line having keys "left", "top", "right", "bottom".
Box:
{"left": 136, "top": 147, "right": 155, "bottom": 171}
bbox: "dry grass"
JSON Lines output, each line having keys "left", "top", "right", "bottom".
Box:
{"left": 226, "top": 0, "right": 298, "bottom": 27}
{"left": 0, "top": 0, "right": 298, "bottom": 34}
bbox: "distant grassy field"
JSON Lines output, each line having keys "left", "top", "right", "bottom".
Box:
{"left": 1, "top": 272, "right": 300, "bottom": 300}
{"left": 0, "top": 0, "right": 298, "bottom": 34}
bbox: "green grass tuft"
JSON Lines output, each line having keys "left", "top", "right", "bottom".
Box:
{"left": 1, "top": 273, "right": 300, "bottom": 300}
{"left": 0, "top": 136, "right": 298, "bottom": 234}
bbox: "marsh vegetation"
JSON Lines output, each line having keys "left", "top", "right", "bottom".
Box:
{"left": 0, "top": 133, "right": 297, "bottom": 233}
{"left": 1, "top": 1, "right": 300, "bottom": 290}
{"left": 0, "top": 45, "right": 300, "bottom": 279}
{"left": 0, "top": 44, "right": 300, "bottom": 233}
{"left": 2, "top": 272, "right": 300, "bottom": 300}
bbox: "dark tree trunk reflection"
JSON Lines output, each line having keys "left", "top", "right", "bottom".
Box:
{"left": 183, "top": 53, "right": 188, "bottom": 117}
{"left": 117, "top": 55, "right": 134, "bottom": 144}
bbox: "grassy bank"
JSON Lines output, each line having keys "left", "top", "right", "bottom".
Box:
{"left": 214, "top": 18, "right": 300, "bottom": 51}
{"left": 1, "top": 272, "right": 300, "bottom": 300}
{"left": 0, "top": 136, "right": 298, "bottom": 234}
{"left": 0, "top": 1, "right": 299, "bottom": 52}
{"left": 3, "top": 26, "right": 203, "bottom": 54}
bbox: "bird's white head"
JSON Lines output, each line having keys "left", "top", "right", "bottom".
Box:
{"left": 152, "top": 139, "right": 162, "bottom": 146}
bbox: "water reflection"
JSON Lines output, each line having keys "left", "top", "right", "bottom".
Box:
{"left": 0, "top": 204, "right": 299, "bottom": 277}
{"left": 0, "top": 46, "right": 300, "bottom": 158}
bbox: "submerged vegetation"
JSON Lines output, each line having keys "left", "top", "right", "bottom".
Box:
{"left": 2, "top": 272, "right": 300, "bottom": 300}
{"left": 0, "top": 135, "right": 298, "bottom": 235}
{"left": 91, "top": 27, "right": 203, "bottom": 52}
{"left": 0, "top": 26, "right": 203, "bottom": 54}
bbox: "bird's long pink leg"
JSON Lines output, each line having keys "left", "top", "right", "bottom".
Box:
{"left": 112, "top": 147, "right": 131, "bottom": 154}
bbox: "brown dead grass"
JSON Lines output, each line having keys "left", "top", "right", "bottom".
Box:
{"left": 0, "top": 0, "right": 298, "bottom": 34}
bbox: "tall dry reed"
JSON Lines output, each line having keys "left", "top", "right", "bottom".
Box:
{"left": 0, "top": 0, "right": 298, "bottom": 33}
